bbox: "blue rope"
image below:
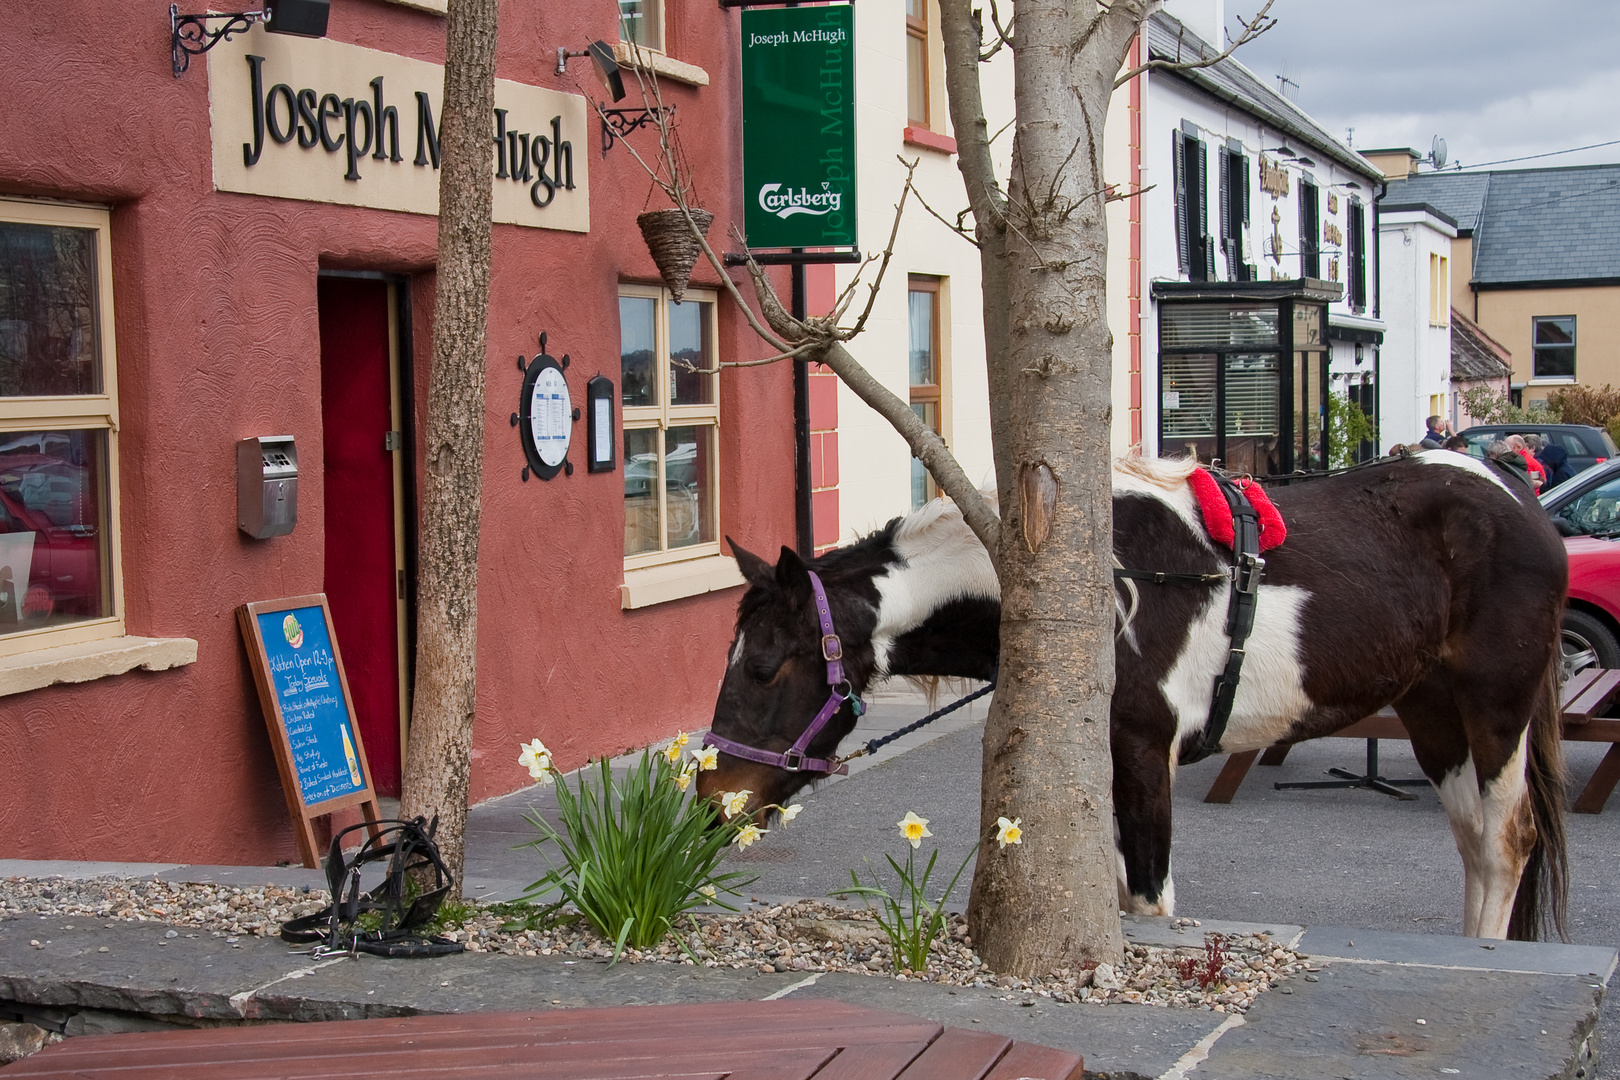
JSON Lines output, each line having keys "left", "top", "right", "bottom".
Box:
{"left": 847, "top": 679, "right": 998, "bottom": 761}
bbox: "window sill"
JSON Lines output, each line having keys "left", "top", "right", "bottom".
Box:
{"left": 1529, "top": 377, "right": 1577, "bottom": 385}
{"left": 0, "top": 635, "right": 198, "bottom": 699}
{"left": 622, "top": 555, "right": 745, "bottom": 610}
{"left": 903, "top": 126, "right": 957, "bottom": 155}
{"left": 611, "top": 44, "right": 710, "bottom": 87}
{"left": 384, "top": 0, "right": 446, "bottom": 12}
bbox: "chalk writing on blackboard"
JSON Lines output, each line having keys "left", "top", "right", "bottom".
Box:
{"left": 255, "top": 605, "right": 364, "bottom": 805}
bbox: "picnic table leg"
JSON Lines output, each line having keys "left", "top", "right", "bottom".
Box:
{"left": 1258, "top": 746, "right": 1291, "bottom": 766}
{"left": 1204, "top": 750, "right": 1259, "bottom": 803}
{"left": 1573, "top": 743, "right": 1620, "bottom": 814}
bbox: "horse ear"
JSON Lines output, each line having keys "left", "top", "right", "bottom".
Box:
{"left": 775, "top": 545, "right": 812, "bottom": 594}
{"left": 728, "top": 537, "right": 774, "bottom": 587}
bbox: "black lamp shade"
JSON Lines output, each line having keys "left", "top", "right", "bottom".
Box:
{"left": 587, "top": 40, "right": 626, "bottom": 102}
{"left": 265, "top": 0, "right": 329, "bottom": 38}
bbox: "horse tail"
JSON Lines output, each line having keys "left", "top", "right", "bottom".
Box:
{"left": 1508, "top": 651, "right": 1568, "bottom": 941}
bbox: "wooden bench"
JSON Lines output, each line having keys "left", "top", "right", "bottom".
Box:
{"left": 1203, "top": 668, "right": 1620, "bottom": 813}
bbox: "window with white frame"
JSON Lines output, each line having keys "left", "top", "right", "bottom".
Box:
{"left": 0, "top": 200, "right": 123, "bottom": 655}
{"left": 620, "top": 284, "right": 720, "bottom": 565}
{"left": 619, "top": 0, "right": 664, "bottom": 51}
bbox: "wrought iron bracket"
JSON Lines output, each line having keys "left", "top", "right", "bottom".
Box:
{"left": 171, "top": 3, "right": 268, "bottom": 78}
{"left": 600, "top": 106, "right": 674, "bottom": 154}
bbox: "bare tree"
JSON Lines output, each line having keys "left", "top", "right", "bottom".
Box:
{"left": 398, "top": 0, "right": 499, "bottom": 885}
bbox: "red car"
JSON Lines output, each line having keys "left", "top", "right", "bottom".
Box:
{"left": 1563, "top": 535, "right": 1620, "bottom": 676}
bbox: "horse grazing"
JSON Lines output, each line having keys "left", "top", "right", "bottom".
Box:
{"left": 703, "top": 451, "right": 1569, "bottom": 941}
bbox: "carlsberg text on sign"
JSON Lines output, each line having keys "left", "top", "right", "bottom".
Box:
{"left": 741, "top": 5, "right": 856, "bottom": 249}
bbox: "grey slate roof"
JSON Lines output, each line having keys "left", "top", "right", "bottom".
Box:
{"left": 1450, "top": 308, "right": 1513, "bottom": 383}
{"left": 1384, "top": 164, "right": 1620, "bottom": 286}
{"left": 1146, "top": 13, "right": 1380, "bottom": 182}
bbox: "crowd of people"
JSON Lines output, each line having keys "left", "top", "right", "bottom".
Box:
{"left": 1386, "top": 416, "right": 1575, "bottom": 493}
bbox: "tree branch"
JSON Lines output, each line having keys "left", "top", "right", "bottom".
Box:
{"left": 940, "top": 0, "right": 1008, "bottom": 236}
{"left": 1114, "top": 0, "right": 1277, "bottom": 88}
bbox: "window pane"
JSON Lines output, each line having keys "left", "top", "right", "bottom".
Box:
{"left": 906, "top": 33, "right": 927, "bottom": 127}
{"left": 908, "top": 289, "right": 936, "bottom": 386}
{"left": 619, "top": 0, "right": 661, "bottom": 49}
{"left": 0, "top": 222, "right": 101, "bottom": 397}
{"left": 665, "top": 425, "right": 716, "bottom": 550}
{"left": 624, "top": 426, "right": 660, "bottom": 556}
{"left": 620, "top": 296, "right": 657, "bottom": 408}
{"left": 0, "top": 428, "right": 109, "bottom": 633}
{"left": 905, "top": 0, "right": 924, "bottom": 18}
{"left": 1224, "top": 353, "right": 1280, "bottom": 477}
{"left": 1535, "top": 347, "right": 1575, "bottom": 379}
{"left": 1160, "top": 303, "right": 1278, "bottom": 348}
{"left": 910, "top": 402, "right": 936, "bottom": 509}
{"left": 1535, "top": 318, "right": 1574, "bottom": 346}
{"left": 1295, "top": 350, "right": 1325, "bottom": 471}
{"left": 668, "top": 299, "right": 714, "bottom": 406}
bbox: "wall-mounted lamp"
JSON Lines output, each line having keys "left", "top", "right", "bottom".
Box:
{"left": 1262, "top": 145, "right": 1297, "bottom": 158}
{"left": 556, "top": 40, "right": 626, "bottom": 102}
{"left": 1295, "top": 156, "right": 1318, "bottom": 169}
{"left": 171, "top": 0, "right": 328, "bottom": 78}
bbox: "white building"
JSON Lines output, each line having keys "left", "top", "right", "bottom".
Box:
{"left": 1374, "top": 202, "right": 1457, "bottom": 447}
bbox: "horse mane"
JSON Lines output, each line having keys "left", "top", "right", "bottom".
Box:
{"left": 1114, "top": 451, "right": 1200, "bottom": 489}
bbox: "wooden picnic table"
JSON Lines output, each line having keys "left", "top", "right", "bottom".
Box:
{"left": 0, "top": 998, "right": 1084, "bottom": 1080}
{"left": 1203, "top": 668, "right": 1620, "bottom": 813}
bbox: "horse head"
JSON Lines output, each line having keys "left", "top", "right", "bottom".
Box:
{"left": 700, "top": 538, "right": 884, "bottom": 818}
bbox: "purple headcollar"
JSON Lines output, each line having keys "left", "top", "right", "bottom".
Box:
{"left": 703, "top": 570, "right": 863, "bottom": 775}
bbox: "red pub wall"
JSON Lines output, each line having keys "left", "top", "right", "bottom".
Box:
{"left": 0, "top": 0, "right": 794, "bottom": 863}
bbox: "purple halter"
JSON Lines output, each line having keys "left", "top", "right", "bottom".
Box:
{"left": 703, "top": 570, "right": 863, "bottom": 775}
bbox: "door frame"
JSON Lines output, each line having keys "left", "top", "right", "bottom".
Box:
{"left": 317, "top": 269, "right": 418, "bottom": 770}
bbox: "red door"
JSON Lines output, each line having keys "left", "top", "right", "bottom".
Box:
{"left": 318, "top": 276, "right": 404, "bottom": 795}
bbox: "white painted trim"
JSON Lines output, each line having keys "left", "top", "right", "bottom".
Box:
{"left": 0, "top": 635, "right": 197, "bottom": 698}
{"left": 621, "top": 555, "right": 745, "bottom": 609}
{"left": 612, "top": 43, "right": 710, "bottom": 87}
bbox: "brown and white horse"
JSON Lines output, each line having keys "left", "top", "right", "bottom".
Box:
{"left": 703, "top": 452, "right": 1569, "bottom": 940}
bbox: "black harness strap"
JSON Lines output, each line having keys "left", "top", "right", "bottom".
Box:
{"left": 1179, "top": 476, "right": 1265, "bottom": 764}
{"left": 1113, "top": 568, "right": 1229, "bottom": 586}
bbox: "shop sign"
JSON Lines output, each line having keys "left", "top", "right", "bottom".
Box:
{"left": 1259, "top": 155, "right": 1289, "bottom": 198}
{"left": 208, "top": 26, "right": 588, "bottom": 232}
{"left": 741, "top": 4, "right": 856, "bottom": 249}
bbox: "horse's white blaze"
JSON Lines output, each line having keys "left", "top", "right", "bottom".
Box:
{"left": 728, "top": 631, "right": 748, "bottom": 670}
{"left": 1413, "top": 448, "right": 1520, "bottom": 500}
{"left": 870, "top": 498, "right": 999, "bottom": 674}
{"left": 1434, "top": 732, "right": 1531, "bottom": 939}
{"left": 1159, "top": 584, "right": 1315, "bottom": 755}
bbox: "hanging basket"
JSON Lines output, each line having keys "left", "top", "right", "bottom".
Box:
{"left": 637, "top": 207, "right": 714, "bottom": 303}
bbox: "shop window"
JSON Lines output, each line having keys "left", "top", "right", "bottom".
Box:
{"left": 620, "top": 284, "right": 720, "bottom": 566}
{"left": 905, "top": 0, "right": 929, "bottom": 127}
{"left": 1172, "top": 128, "right": 1210, "bottom": 281}
{"left": 908, "top": 276, "right": 943, "bottom": 508}
{"left": 619, "top": 0, "right": 664, "bottom": 51}
{"left": 1428, "top": 254, "right": 1450, "bottom": 327}
{"left": 0, "top": 200, "right": 123, "bottom": 656}
{"left": 1346, "top": 199, "right": 1366, "bottom": 312}
{"left": 1533, "top": 316, "right": 1576, "bottom": 380}
{"left": 1298, "top": 180, "right": 1319, "bottom": 279}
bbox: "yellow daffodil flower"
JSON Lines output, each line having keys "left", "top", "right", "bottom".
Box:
{"left": 692, "top": 746, "right": 719, "bottom": 771}
{"left": 662, "top": 732, "right": 690, "bottom": 763}
{"left": 734, "top": 823, "right": 764, "bottom": 848}
{"left": 672, "top": 764, "right": 696, "bottom": 792}
{"left": 721, "top": 789, "right": 753, "bottom": 819}
{"left": 897, "top": 811, "right": 932, "bottom": 848}
{"left": 518, "top": 739, "right": 554, "bottom": 784}
{"left": 996, "top": 816, "right": 1023, "bottom": 848}
{"left": 697, "top": 884, "right": 717, "bottom": 899}
{"left": 780, "top": 803, "right": 803, "bottom": 823}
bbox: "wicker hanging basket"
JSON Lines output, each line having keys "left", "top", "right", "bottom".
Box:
{"left": 637, "top": 207, "right": 714, "bottom": 303}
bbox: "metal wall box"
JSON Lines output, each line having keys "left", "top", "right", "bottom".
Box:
{"left": 237, "top": 436, "right": 299, "bottom": 539}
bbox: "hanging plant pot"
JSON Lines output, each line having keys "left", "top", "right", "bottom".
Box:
{"left": 637, "top": 207, "right": 714, "bottom": 303}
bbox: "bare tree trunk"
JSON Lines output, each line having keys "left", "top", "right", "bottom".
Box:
{"left": 398, "top": 0, "right": 498, "bottom": 886}
{"left": 941, "top": 0, "right": 1146, "bottom": 975}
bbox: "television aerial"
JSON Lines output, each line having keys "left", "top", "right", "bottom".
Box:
{"left": 1428, "top": 135, "right": 1449, "bottom": 170}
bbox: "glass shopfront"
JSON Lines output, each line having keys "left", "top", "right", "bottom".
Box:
{"left": 1157, "top": 296, "right": 1330, "bottom": 476}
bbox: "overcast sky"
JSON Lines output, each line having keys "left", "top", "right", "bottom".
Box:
{"left": 1220, "top": 0, "right": 1620, "bottom": 172}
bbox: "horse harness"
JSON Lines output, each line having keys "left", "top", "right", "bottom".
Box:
{"left": 1115, "top": 474, "right": 1266, "bottom": 764}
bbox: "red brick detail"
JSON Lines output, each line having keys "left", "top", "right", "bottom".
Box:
{"left": 812, "top": 488, "right": 840, "bottom": 549}
{"left": 902, "top": 126, "right": 957, "bottom": 155}
{"left": 808, "top": 369, "right": 839, "bottom": 429}
{"left": 805, "top": 263, "right": 837, "bottom": 318}
{"left": 810, "top": 431, "right": 840, "bottom": 488}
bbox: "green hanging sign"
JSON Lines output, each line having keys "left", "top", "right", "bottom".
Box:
{"left": 741, "top": 4, "right": 857, "bottom": 250}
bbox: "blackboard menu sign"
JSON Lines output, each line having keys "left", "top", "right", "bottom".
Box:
{"left": 239, "top": 594, "right": 381, "bottom": 867}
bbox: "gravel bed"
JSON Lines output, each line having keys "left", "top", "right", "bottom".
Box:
{"left": 1, "top": 876, "right": 1310, "bottom": 1013}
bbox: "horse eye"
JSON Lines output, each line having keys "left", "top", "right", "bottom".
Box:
{"left": 746, "top": 660, "right": 780, "bottom": 685}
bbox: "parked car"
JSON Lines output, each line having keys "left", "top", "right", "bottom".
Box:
{"left": 1457, "top": 423, "right": 1617, "bottom": 477}
{"left": 1542, "top": 458, "right": 1620, "bottom": 538}
{"left": 1562, "top": 536, "right": 1620, "bottom": 679}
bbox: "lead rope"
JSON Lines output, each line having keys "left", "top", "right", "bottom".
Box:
{"left": 832, "top": 678, "right": 997, "bottom": 769}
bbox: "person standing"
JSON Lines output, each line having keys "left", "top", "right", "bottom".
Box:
{"left": 1418, "top": 415, "right": 1451, "bottom": 449}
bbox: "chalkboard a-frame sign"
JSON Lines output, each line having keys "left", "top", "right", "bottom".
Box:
{"left": 238, "top": 595, "right": 382, "bottom": 868}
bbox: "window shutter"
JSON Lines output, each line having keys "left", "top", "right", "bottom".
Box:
{"left": 1173, "top": 134, "right": 1188, "bottom": 273}
{"left": 1240, "top": 154, "right": 1250, "bottom": 227}
{"left": 1218, "top": 151, "right": 1230, "bottom": 255}
{"left": 1196, "top": 139, "right": 1209, "bottom": 247}
{"left": 1192, "top": 138, "right": 1209, "bottom": 281}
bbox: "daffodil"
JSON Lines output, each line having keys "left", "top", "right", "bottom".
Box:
{"left": 692, "top": 745, "right": 719, "bottom": 771}
{"left": 780, "top": 803, "right": 803, "bottom": 823}
{"left": 897, "top": 811, "right": 932, "bottom": 849}
{"left": 662, "top": 732, "right": 690, "bottom": 763}
{"left": 518, "top": 739, "right": 554, "bottom": 783}
{"left": 995, "top": 816, "right": 1023, "bottom": 849}
{"left": 697, "top": 884, "right": 717, "bottom": 899}
{"left": 721, "top": 789, "right": 753, "bottom": 819}
{"left": 734, "top": 823, "right": 764, "bottom": 849}
{"left": 672, "top": 764, "right": 695, "bottom": 792}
